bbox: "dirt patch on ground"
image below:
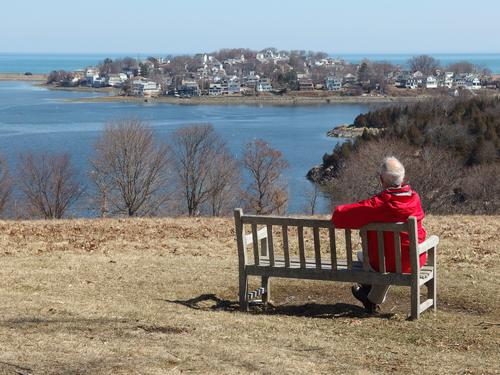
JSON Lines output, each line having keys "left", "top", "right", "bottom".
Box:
{"left": 0, "top": 215, "right": 498, "bottom": 374}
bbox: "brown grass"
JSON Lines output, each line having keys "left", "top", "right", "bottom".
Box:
{"left": 0, "top": 215, "right": 498, "bottom": 374}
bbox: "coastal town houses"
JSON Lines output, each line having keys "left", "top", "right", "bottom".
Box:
{"left": 209, "top": 83, "right": 223, "bottom": 96}
{"left": 298, "top": 78, "right": 314, "bottom": 91}
{"left": 256, "top": 78, "right": 273, "bottom": 92}
{"left": 426, "top": 76, "right": 438, "bottom": 89}
{"left": 343, "top": 73, "right": 357, "bottom": 85}
{"left": 106, "top": 73, "right": 128, "bottom": 87}
{"left": 178, "top": 79, "right": 201, "bottom": 97}
{"left": 325, "top": 76, "right": 342, "bottom": 91}
{"left": 243, "top": 72, "right": 259, "bottom": 90}
{"left": 395, "top": 73, "right": 418, "bottom": 89}
{"left": 439, "top": 72, "right": 454, "bottom": 88}
{"left": 49, "top": 50, "right": 498, "bottom": 97}
{"left": 85, "top": 68, "right": 100, "bottom": 86}
{"left": 256, "top": 50, "right": 289, "bottom": 64}
{"left": 227, "top": 78, "right": 241, "bottom": 94}
{"left": 466, "top": 75, "right": 482, "bottom": 90}
{"left": 131, "top": 79, "right": 161, "bottom": 97}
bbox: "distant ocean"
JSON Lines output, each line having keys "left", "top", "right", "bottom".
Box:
{"left": 0, "top": 52, "right": 499, "bottom": 74}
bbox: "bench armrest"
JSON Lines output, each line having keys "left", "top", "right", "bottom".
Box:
{"left": 418, "top": 235, "right": 439, "bottom": 255}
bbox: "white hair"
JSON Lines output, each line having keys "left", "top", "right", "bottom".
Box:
{"left": 380, "top": 156, "right": 405, "bottom": 187}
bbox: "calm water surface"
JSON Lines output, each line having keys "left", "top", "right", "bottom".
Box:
{"left": 0, "top": 81, "right": 371, "bottom": 215}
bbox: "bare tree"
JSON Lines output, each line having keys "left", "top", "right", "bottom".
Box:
{"left": 447, "top": 61, "right": 476, "bottom": 74}
{"left": 171, "top": 124, "right": 237, "bottom": 216}
{"left": 18, "top": 153, "right": 83, "bottom": 219}
{"left": 241, "top": 139, "right": 288, "bottom": 215}
{"left": 326, "top": 138, "right": 464, "bottom": 213}
{"left": 0, "top": 155, "right": 11, "bottom": 215}
{"left": 303, "top": 182, "right": 321, "bottom": 215}
{"left": 206, "top": 151, "right": 240, "bottom": 216}
{"left": 407, "top": 55, "right": 440, "bottom": 75}
{"left": 90, "top": 119, "right": 171, "bottom": 217}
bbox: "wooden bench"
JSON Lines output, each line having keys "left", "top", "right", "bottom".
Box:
{"left": 234, "top": 208, "right": 439, "bottom": 320}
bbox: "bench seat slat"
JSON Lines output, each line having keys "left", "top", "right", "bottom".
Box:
{"left": 246, "top": 262, "right": 416, "bottom": 286}
{"left": 249, "top": 256, "right": 433, "bottom": 285}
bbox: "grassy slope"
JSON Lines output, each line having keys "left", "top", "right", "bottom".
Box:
{"left": 0, "top": 216, "right": 498, "bottom": 374}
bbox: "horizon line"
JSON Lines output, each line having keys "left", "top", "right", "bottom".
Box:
{"left": 1, "top": 51, "right": 500, "bottom": 56}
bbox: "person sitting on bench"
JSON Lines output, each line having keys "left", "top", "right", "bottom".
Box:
{"left": 331, "top": 156, "right": 427, "bottom": 313}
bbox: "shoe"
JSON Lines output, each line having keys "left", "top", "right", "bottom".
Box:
{"left": 360, "top": 283, "right": 372, "bottom": 294}
{"left": 351, "top": 285, "right": 380, "bottom": 314}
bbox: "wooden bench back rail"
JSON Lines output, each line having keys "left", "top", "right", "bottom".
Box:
{"left": 236, "top": 209, "right": 420, "bottom": 276}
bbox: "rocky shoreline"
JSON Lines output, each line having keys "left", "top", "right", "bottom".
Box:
{"left": 326, "top": 125, "right": 382, "bottom": 138}
{"left": 308, "top": 126, "right": 383, "bottom": 183}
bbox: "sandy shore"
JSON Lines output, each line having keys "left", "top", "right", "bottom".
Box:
{"left": 1, "top": 77, "right": 439, "bottom": 105}
{"left": 0, "top": 73, "right": 47, "bottom": 81}
{"left": 66, "top": 93, "right": 427, "bottom": 106}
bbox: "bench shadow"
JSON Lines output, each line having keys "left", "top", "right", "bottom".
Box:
{"left": 163, "top": 294, "right": 395, "bottom": 320}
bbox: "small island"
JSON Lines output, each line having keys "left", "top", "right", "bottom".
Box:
{"left": 327, "top": 125, "right": 382, "bottom": 138}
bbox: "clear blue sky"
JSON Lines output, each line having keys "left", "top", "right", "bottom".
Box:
{"left": 1, "top": 0, "right": 499, "bottom": 54}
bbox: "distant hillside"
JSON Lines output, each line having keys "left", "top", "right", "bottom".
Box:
{"left": 308, "top": 97, "right": 500, "bottom": 214}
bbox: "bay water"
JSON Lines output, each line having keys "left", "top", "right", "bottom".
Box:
{"left": 0, "top": 81, "right": 371, "bottom": 216}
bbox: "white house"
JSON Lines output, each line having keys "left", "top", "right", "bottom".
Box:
{"left": 405, "top": 78, "right": 418, "bottom": 89}
{"left": 85, "top": 68, "right": 100, "bottom": 86}
{"left": 106, "top": 73, "right": 127, "bottom": 87}
{"left": 227, "top": 78, "right": 241, "bottom": 94}
{"left": 426, "top": 76, "right": 438, "bottom": 89}
{"left": 466, "top": 76, "right": 481, "bottom": 90}
{"left": 325, "top": 76, "right": 342, "bottom": 91}
{"left": 343, "top": 73, "right": 357, "bottom": 84}
{"left": 256, "top": 78, "right": 273, "bottom": 92}
{"left": 454, "top": 74, "right": 467, "bottom": 88}
{"left": 209, "top": 83, "right": 223, "bottom": 96}
{"left": 440, "top": 72, "right": 454, "bottom": 88}
{"left": 132, "top": 79, "right": 161, "bottom": 97}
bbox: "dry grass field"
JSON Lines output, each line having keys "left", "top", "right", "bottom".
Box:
{"left": 0, "top": 215, "right": 498, "bottom": 374}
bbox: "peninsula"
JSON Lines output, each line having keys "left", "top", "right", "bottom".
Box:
{"left": 38, "top": 49, "right": 499, "bottom": 105}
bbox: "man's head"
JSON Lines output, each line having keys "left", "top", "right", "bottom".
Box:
{"left": 379, "top": 156, "right": 405, "bottom": 188}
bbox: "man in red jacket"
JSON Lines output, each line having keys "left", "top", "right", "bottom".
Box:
{"left": 331, "top": 156, "right": 426, "bottom": 313}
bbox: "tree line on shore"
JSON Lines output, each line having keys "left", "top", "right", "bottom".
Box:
{"left": 315, "top": 97, "right": 500, "bottom": 214}
{"left": 0, "top": 121, "right": 290, "bottom": 219}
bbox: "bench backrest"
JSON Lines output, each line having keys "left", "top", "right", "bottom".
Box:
{"left": 234, "top": 208, "right": 420, "bottom": 275}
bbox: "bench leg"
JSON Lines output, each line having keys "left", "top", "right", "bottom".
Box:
{"left": 239, "top": 272, "right": 249, "bottom": 311}
{"left": 428, "top": 250, "right": 437, "bottom": 312}
{"left": 410, "top": 280, "right": 420, "bottom": 320}
{"left": 427, "top": 276, "right": 437, "bottom": 312}
{"left": 262, "top": 276, "right": 270, "bottom": 304}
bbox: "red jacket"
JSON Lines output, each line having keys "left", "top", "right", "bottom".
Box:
{"left": 331, "top": 184, "right": 426, "bottom": 273}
